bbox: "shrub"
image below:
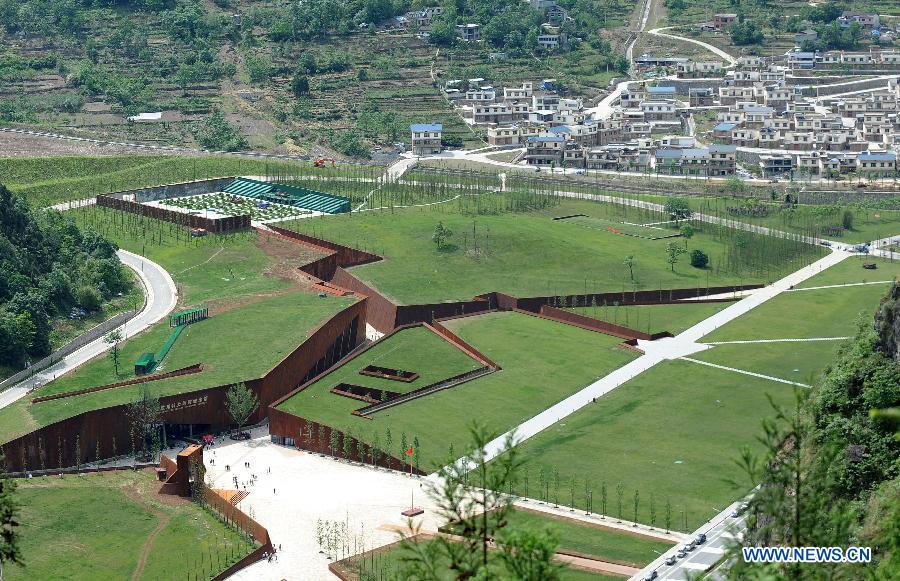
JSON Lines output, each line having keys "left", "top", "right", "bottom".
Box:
{"left": 76, "top": 286, "right": 102, "bottom": 311}
{"left": 690, "top": 249, "right": 709, "bottom": 269}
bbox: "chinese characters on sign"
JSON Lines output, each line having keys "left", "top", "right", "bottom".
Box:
{"left": 160, "top": 395, "right": 208, "bottom": 414}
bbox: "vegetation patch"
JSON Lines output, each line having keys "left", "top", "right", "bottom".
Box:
{"left": 8, "top": 469, "right": 254, "bottom": 581}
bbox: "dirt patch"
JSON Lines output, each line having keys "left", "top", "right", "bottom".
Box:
{"left": 204, "top": 288, "right": 308, "bottom": 317}
{"left": 256, "top": 230, "right": 330, "bottom": 287}
{"left": 0, "top": 131, "right": 177, "bottom": 157}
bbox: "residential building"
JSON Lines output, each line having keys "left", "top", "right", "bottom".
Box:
{"left": 409, "top": 123, "right": 443, "bottom": 155}
{"left": 708, "top": 144, "right": 737, "bottom": 176}
{"left": 525, "top": 135, "right": 566, "bottom": 165}
{"left": 456, "top": 23, "right": 480, "bottom": 41}
{"left": 714, "top": 13, "right": 737, "bottom": 30}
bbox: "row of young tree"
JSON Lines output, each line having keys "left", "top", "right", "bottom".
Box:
{"left": 0, "top": 185, "right": 132, "bottom": 370}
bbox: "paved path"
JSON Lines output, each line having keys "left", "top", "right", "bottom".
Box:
{"left": 478, "top": 249, "right": 850, "bottom": 464}
{"left": 0, "top": 250, "right": 177, "bottom": 409}
{"left": 706, "top": 337, "right": 850, "bottom": 345}
{"left": 647, "top": 27, "right": 738, "bottom": 65}
{"left": 681, "top": 357, "right": 810, "bottom": 388}
{"left": 788, "top": 280, "right": 895, "bottom": 292}
{"left": 514, "top": 500, "right": 686, "bottom": 543}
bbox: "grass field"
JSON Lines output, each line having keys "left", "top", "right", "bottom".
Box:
{"left": 701, "top": 283, "right": 892, "bottom": 342}
{"left": 73, "top": 207, "right": 300, "bottom": 304}
{"left": 281, "top": 198, "right": 819, "bottom": 304}
{"left": 794, "top": 256, "right": 900, "bottom": 289}
{"left": 0, "top": 291, "right": 351, "bottom": 443}
{"left": 1, "top": 155, "right": 331, "bottom": 207}
{"left": 279, "top": 311, "right": 638, "bottom": 469}
{"left": 289, "top": 325, "right": 481, "bottom": 401}
{"left": 569, "top": 301, "right": 734, "bottom": 335}
{"left": 346, "top": 537, "right": 621, "bottom": 581}
{"left": 692, "top": 340, "right": 843, "bottom": 385}
{"left": 504, "top": 509, "right": 673, "bottom": 566}
{"left": 508, "top": 359, "right": 796, "bottom": 531}
{"left": 559, "top": 215, "right": 680, "bottom": 240}
{"left": 8, "top": 469, "right": 254, "bottom": 580}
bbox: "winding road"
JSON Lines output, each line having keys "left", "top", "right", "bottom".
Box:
{"left": 0, "top": 250, "right": 177, "bottom": 410}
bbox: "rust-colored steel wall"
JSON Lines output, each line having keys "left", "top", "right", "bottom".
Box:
{"left": 96, "top": 195, "right": 251, "bottom": 233}
{"left": 3, "top": 301, "right": 367, "bottom": 473}
{"left": 31, "top": 363, "right": 204, "bottom": 404}
{"left": 268, "top": 225, "right": 382, "bottom": 280}
{"left": 331, "top": 267, "right": 398, "bottom": 333}
{"left": 537, "top": 305, "right": 659, "bottom": 341}
{"left": 268, "top": 407, "right": 424, "bottom": 475}
{"left": 513, "top": 284, "right": 760, "bottom": 312}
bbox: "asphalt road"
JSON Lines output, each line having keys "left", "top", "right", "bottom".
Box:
{"left": 0, "top": 250, "right": 177, "bottom": 410}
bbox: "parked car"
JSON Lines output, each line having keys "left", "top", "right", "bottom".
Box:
{"left": 695, "top": 533, "right": 707, "bottom": 544}
{"left": 676, "top": 548, "right": 688, "bottom": 558}
{"left": 665, "top": 555, "right": 677, "bottom": 566}
{"left": 819, "top": 240, "right": 832, "bottom": 247}
{"left": 643, "top": 571, "right": 658, "bottom": 581}
{"left": 686, "top": 540, "right": 697, "bottom": 551}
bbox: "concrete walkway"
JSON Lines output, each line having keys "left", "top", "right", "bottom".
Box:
{"left": 705, "top": 337, "right": 850, "bottom": 345}
{"left": 478, "top": 249, "right": 850, "bottom": 464}
{"left": 787, "top": 280, "right": 894, "bottom": 292}
{"left": 680, "top": 357, "right": 810, "bottom": 388}
{"left": 0, "top": 250, "right": 177, "bottom": 409}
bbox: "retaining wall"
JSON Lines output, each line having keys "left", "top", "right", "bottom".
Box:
{"left": 107, "top": 177, "right": 235, "bottom": 203}
{"left": 537, "top": 305, "right": 667, "bottom": 341}
{"left": 97, "top": 195, "right": 251, "bottom": 233}
{"left": 0, "top": 310, "right": 137, "bottom": 392}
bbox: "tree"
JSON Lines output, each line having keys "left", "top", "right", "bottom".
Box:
{"left": 397, "top": 423, "right": 561, "bottom": 579}
{"left": 623, "top": 255, "right": 635, "bottom": 282}
{"left": 127, "top": 385, "right": 161, "bottom": 459}
{"left": 290, "top": 74, "right": 310, "bottom": 97}
{"left": 664, "top": 197, "right": 692, "bottom": 225}
{"left": 193, "top": 111, "right": 247, "bottom": 151}
{"left": 731, "top": 21, "right": 763, "bottom": 45}
{"left": 680, "top": 224, "right": 694, "bottom": 248}
{"left": 690, "top": 249, "right": 709, "bottom": 269}
{"left": 225, "top": 383, "right": 259, "bottom": 436}
{"left": 842, "top": 210, "right": 854, "bottom": 231}
{"left": 105, "top": 329, "right": 123, "bottom": 377}
{"left": 665, "top": 242, "right": 687, "bottom": 272}
{"left": 495, "top": 528, "right": 564, "bottom": 580}
{"left": 0, "top": 457, "right": 21, "bottom": 580}
{"left": 432, "top": 221, "right": 453, "bottom": 250}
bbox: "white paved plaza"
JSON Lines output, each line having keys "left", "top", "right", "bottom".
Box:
{"left": 202, "top": 428, "right": 441, "bottom": 581}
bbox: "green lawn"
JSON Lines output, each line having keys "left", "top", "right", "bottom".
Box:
{"left": 505, "top": 509, "right": 673, "bottom": 566}
{"left": 73, "top": 206, "right": 294, "bottom": 304}
{"left": 569, "top": 301, "right": 734, "bottom": 335}
{"left": 560, "top": 215, "right": 680, "bottom": 240}
{"left": 286, "top": 325, "right": 481, "bottom": 404}
{"left": 281, "top": 198, "right": 820, "bottom": 304}
{"left": 346, "top": 537, "right": 621, "bottom": 581}
{"left": 8, "top": 470, "right": 254, "bottom": 580}
{"left": 691, "top": 340, "right": 844, "bottom": 385}
{"left": 702, "top": 284, "right": 892, "bottom": 342}
{"left": 794, "top": 256, "right": 900, "bottom": 289}
{"left": 0, "top": 291, "right": 351, "bottom": 443}
{"left": 279, "top": 311, "right": 638, "bottom": 469}
{"left": 508, "top": 359, "right": 796, "bottom": 531}
{"left": 1, "top": 155, "right": 328, "bottom": 207}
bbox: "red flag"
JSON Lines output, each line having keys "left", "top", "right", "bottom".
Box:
{"left": 406, "top": 447, "right": 413, "bottom": 456}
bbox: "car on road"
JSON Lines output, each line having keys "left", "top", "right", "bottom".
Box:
{"left": 642, "top": 571, "right": 658, "bottom": 581}
{"left": 665, "top": 555, "right": 677, "bottom": 566}
{"left": 695, "top": 533, "right": 707, "bottom": 544}
{"left": 686, "top": 540, "right": 697, "bottom": 551}
{"left": 819, "top": 240, "right": 832, "bottom": 247}
{"left": 676, "top": 548, "right": 688, "bottom": 558}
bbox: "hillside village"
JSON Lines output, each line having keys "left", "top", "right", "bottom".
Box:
{"left": 415, "top": 8, "right": 900, "bottom": 182}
